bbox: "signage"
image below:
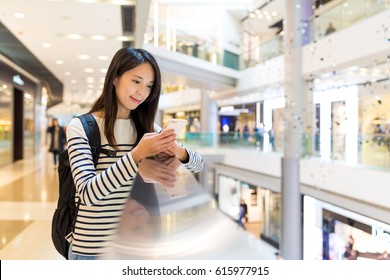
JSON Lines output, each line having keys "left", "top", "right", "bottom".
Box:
{"left": 13, "top": 75, "right": 25, "bottom": 86}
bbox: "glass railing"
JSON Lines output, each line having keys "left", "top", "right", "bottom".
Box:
{"left": 144, "top": 19, "right": 240, "bottom": 70}
{"left": 146, "top": 0, "right": 389, "bottom": 71}
{"left": 310, "top": 0, "right": 389, "bottom": 42}
{"left": 179, "top": 131, "right": 390, "bottom": 171}
{"left": 258, "top": 35, "right": 283, "bottom": 64}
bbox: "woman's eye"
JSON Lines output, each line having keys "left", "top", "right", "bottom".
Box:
{"left": 133, "top": 80, "right": 141, "bottom": 84}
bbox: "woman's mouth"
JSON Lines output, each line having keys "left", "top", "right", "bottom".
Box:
{"left": 130, "top": 97, "right": 141, "bottom": 104}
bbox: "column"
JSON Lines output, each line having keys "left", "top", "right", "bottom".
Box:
{"left": 199, "top": 90, "right": 218, "bottom": 191}
{"left": 200, "top": 90, "right": 218, "bottom": 147}
{"left": 281, "top": 0, "right": 308, "bottom": 260}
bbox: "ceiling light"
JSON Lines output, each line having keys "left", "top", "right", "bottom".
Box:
{"left": 97, "top": 55, "right": 108, "bottom": 60}
{"left": 78, "top": 54, "right": 90, "bottom": 60}
{"left": 111, "top": 0, "right": 136, "bottom": 4}
{"left": 116, "top": 35, "right": 134, "bottom": 41}
{"left": 56, "top": 60, "right": 64, "bottom": 65}
{"left": 100, "top": 69, "right": 107, "bottom": 73}
{"left": 66, "top": 33, "right": 82, "bottom": 40}
{"left": 42, "top": 43, "right": 51, "bottom": 48}
{"left": 84, "top": 68, "right": 94, "bottom": 73}
{"left": 77, "top": 0, "right": 95, "bottom": 3}
{"left": 90, "top": 35, "right": 106, "bottom": 40}
{"left": 65, "top": 72, "right": 71, "bottom": 76}
{"left": 14, "top": 12, "right": 26, "bottom": 19}
{"left": 86, "top": 77, "right": 95, "bottom": 83}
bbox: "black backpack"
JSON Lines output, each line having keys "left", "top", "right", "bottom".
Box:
{"left": 51, "top": 113, "right": 101, "bottom": 260}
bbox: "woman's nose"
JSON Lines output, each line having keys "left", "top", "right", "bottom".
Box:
{"left": 137, "top": 86, "right": 148, "bottom": 98}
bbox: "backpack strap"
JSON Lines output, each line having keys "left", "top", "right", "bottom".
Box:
{"left": 77, "top": 113, "right": 101, "bottom": 166}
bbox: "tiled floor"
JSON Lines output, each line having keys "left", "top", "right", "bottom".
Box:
{"left": 0, "top": 150, "right": 278, "bottom": 260}
{"left": 0, "top": 151, "right": 63, "bottom": 260}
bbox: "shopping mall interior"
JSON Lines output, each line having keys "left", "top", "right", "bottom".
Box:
{"left": 0, "top": 0, "right": 390, "bottom": 260}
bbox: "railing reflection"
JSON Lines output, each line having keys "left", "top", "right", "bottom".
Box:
{"left": 103, "top": 157, "right": 272, "bottom": 259}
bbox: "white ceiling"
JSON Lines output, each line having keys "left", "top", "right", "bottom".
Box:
{"left": 0, "top": 0, "right": 283, "bottom": 107}
{"left": 0, "top": 0, "right": 126, "bottom": 105}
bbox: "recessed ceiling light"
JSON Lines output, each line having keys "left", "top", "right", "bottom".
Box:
{"left": 78, "top": 54, "right": 90, "bottom": 60}
{"left": 65, "top": 72, "right": 71, "bottom": 76}
{"left": 90, "top": 35, "right": 106, "bottom": 40}
{"left": 14, "top": 12, "right": 26, "bottom": 19}
{"left": 100, "top": 69, "right": 107, "bottom": 73}
{"left": 42, "top": 43, "right": 51, "bottom": 48}
{"left": 111, "top": 0, "right": 136, "bottom": 4}
{"left": 97, "top": 55, "right": 108, "bottom": 60}
{"left": 66, "top": 33, "right": 82, "bottom": 40}
{"left": 116, "top": 35, "right": 134, "bottom": 41}
{"left": 84, "top": 68, "right": 94, "bottom": 73}
{"left": 77, "top": 0, "right": 95, "bottom": 3}
{"left": 56, "top": 60, "right": 64, "bottom": 65}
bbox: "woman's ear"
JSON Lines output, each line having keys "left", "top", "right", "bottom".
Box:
{"left": 113, "top": 78, "right": 117, "bottom": 87}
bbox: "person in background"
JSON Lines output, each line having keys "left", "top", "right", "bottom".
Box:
{"left": 325, "top": 22, "right": 336, "bottom": 35}
{"left": 237, "top": 199, "right": 248, "bottom": 230}
{"left": 65, "top": 47, "right": 204, "bottom": 260}
{"left": 46, "top": 118, "right": 66, "bottom": 168}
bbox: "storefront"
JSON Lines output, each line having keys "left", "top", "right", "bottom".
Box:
{"left": 0, "top": 59, "right": 40, "bottom": 167}
{"left": 303, "top": 195, "right": 390, "bottom": 260}
{"left": 359, "top": 81, "right": 390, "bottom": 169}
{"left": 216, "top": 173, "right": 281, "bottom": 249}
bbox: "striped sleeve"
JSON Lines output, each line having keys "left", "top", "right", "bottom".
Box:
{"left": 154, "top": 122, "right": 203, "bottom": 173}
{"left": 66, "top": 117, "right": 138, "bottom": 206}
{"left": 182, "top": 147, "right": 204, "bottom": 173}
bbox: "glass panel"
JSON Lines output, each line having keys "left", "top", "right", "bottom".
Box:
{"left": 23, "top": 91, "right": 34, "bottom": 158}
{"left": 0, "top": 80, "right": 13, "bottom": 167}
{"left": 261, "top": 189, "right": 281, "bottom": 245}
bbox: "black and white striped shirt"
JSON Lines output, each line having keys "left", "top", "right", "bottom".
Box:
{"left": 66, "top": 116, "right": 203, "bottom": 256}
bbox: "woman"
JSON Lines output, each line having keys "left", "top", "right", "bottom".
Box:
{"left": 66, "top": 47, "right": 203, "bottom": 260}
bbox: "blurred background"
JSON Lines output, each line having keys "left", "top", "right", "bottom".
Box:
{"left": 0, "top": 0, "right": 389, "bottom": 260}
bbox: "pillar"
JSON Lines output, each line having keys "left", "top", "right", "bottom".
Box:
{"left": 281, "top": 0, "right": 309, "bottom": 260}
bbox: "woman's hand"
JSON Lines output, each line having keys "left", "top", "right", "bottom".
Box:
{"left": 138, "top": 158, "right": 177, "bottom": 187}
{"left": 158, "top": 142, "right": 189, "bottom": 162}
{"left": 131, "top": 129, "right": 176, "bottom": 164}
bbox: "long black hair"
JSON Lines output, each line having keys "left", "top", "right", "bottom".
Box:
{"left": 89, "top": 47, "right": 162, "bottom": 148}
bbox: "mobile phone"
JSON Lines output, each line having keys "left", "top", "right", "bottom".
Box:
{"left": 162, "top": 183, "right": 187, "bottom": 199}
{"left": 164, "top": 119, "right": 187, "bottom": 137}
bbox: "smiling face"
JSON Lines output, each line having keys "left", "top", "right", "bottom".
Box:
{"left": 114, "top": 63, "right": 154, "bottom": 119}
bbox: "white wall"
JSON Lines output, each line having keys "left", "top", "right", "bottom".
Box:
{"left": 236, "top": 55, "right": 284, "bottom": 92}
{"left": 158, "top": 88, "right": 201, "bottom": 110}
{"left": 221, "top": 11, "right": 242, "bottom": 55}
{"left": 300, "top": 158, "right": 390, "bottom": 209}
